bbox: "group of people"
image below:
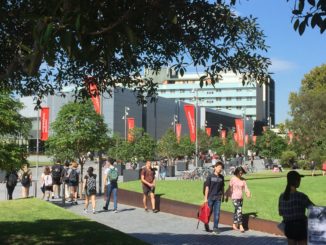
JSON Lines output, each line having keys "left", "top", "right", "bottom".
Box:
{"left": 204, "top": 160, "right": 315, "bottom": 245}
{"left": 5, "top": 164, "right": 32, "bottom": 200}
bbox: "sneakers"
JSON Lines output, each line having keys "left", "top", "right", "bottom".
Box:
{"left": 144, "top": 208, "right": 149, "bottom": 212}
{"left": 212, "top": 229, "right": 219, "bottom": 235}
{"left": 103, "top": 206, "right": 108, "bottom": 211}
{"left": 92, "top": 209, "right": 96, "bottom": 214}
{"left": 83, "top": 209, "right": 88, "bottom": 214}
{"left": 113, "top": 209, "right": 118, "bottom": 213}
{"left": 153, "top": 209, "right": 159, "bottom": 213}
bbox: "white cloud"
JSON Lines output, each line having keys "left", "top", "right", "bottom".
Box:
{"left": 270, "top": 58, "right": 297, "bottom": 72}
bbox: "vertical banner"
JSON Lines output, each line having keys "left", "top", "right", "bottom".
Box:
{"left": 86, "top": 77, "right": 101, "bottom": 114}
{"left": 235, "top": 118, "right": 244, "bottom": 147}
{"left": 288, "top": 131, "right": 293, "bottom": 144}
{"left": 252, "top": 135, "right": 257, "bottom": 145}
{"left": 184, "top": 104, "right": 196, "bottom": 143}
{"left": 127, "top": 118, "right": 135, "bottom": 142}
{"left": 176, "top": 123, "right": 182, "bottom": 143}
{"left": 40, "top": 107, "right": 50, "bottom": 141}
{"left": 205, "top": 127, "right": 211, "bottom": 137}
{"left": 233, "top": 132, "right": 238, "bottom": 143}
{"left": 220, "top": 129, "right": 226, "bottom": 139}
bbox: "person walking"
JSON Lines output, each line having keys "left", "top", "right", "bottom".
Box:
{"left": 140, "top": 160, "right": 158, "bottom": 213}
{"left": 83, "top": 167, "right": 97, "bottom": 214}
{"left": 225, "top": 166, "right": 251, "bottom": 232}
{"left": 159, "top": 160, "right": 167, "bottom": 180}
{"left": 68, "top": 161, "right": 80, "bottom": 205}
{"left": 103, "top": 159, "right": 119, "bottom": 212}
{"left": 5, "top": 168, "right": 18, "bottom": 200}
{"left": 279, "top": 171, "right": 314, "bottom": 245}
{"left": 19, "top": 164, "right": 32, "bottom": 198}
{"left": 61, "top": 161, "right": 71, "bottom": 200}
{"left": 51, "top": 160, "right": 63, "bottom": 199}
{"left": 203, "top": 161, "right": 225, "bottom": 235}
{"left": 41, "top": 166, "right": 53, "bottom": 201}
{"left": 310, "top": 160, "right": 316, "bottom": 177}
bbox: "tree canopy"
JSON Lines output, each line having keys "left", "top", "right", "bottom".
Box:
{"left": 287, "top": 64, "right": 326, "bottom": 159}
{"left": 0, "top": 0, "right": 270, "bottom": 104}
{"left": 0, "top": 93, "right": 31, "bottom": 170}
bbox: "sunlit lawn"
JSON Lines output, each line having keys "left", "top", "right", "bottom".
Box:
{"left": 0, "top": 198, "right": 147, "bottom": 245}
{"left": 119, "top": 170, "right": 326, "bottom": 222}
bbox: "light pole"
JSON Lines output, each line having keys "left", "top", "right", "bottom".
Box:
{"left": 122, "top": 106, "right": 130, "bottom": 141}
{"left": 194, "top": 89, "right": 199, "bottom": 168}
{"left": 172, "top": 114, "right": 178, "bottom": 133}
{"left": 243, "top": 108, "right": 246, "bottom": 160}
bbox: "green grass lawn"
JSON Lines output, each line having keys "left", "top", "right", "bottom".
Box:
{"left": 0, "top": 198, "right": 147, "bottom": 245}
{"left": 119, "top": 170, "right": 326, "bottom": 222}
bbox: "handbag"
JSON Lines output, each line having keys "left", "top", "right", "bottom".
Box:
{"left": 197, "top": 202, "right": 211, "bottom": 228}
{"left": 40, "top": 184, "right": 45, "bottom": 194}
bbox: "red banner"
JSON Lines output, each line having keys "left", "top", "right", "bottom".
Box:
{"left": 176, "top": 123, "right": 182, "bottom": 143}
{"left": 220, "top": 129, "right": 226, "bottom": 139}
{"left": 252, "top": 135, "right": 257, "bottom": 145}
{"left": 233, "top": 132, "right": 238, "bottom": 143}
{"left": 288, "top": 131, "right": 293, "bottom": 144}
{"left": 40, "top": 107, "right": 49, "bottom": 141}
{"left": 86, "top": 77, "right": 101, "bottom": 114}
{"left": 127, "top": 118, "right": 135, "bottom": 142}
{"left": 235, "top": 118, "right": 244, "bottom": 147}
{"left": 184, "top": 104, "right": 196, "bottom": 143}
{"left": 205, "top": 127, "right": 211, "bottom": 137}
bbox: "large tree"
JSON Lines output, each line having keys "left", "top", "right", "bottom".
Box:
{"left": 0, "top": 0, "right": 270, "bottom": 104}
{"left": 287, "top": 64, "right": 326, "bottom": 159}
{"left": 46, "top": 100, "right": 110, "bottom": 176}
{"left": 0, "top": 93, "right": 31, "bottom": 170}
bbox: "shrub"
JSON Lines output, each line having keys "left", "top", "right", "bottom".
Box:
{"left": 281, "top": 151, "right": 297, "bottom": 167}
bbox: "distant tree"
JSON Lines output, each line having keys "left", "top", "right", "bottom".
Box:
{"left": 0, "top": 93, "right": 31, "bottom": 170}
{"left": 0, "top": 1, "right": 270, "bottom": 104}
{"left": 287, "top": 64, "right": 326, "bottom": 158}
{"left": 46, "top": 100, "right": 110, "bottom": 177}
{"left": 178, "top": 135, "right": 195, "bottom": 159}
{"left": 156, "top": 128, "right": 179, "bottom": 166}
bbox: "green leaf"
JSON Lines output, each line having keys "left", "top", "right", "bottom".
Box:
{"left": 294, "top": 19, "right": 300, "bottom": 31}
{"left": 75, "top": 14, "right": 81, "bottom": 31}
{"left": 298, "top": 21, "right": 306, "bottom": 35}
{"left": 43, "top": 23, "right": 53, "bottom": 44}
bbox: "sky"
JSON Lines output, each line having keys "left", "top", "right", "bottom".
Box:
{"left": 233, "top": 0, "right": 326, "bottom": 124}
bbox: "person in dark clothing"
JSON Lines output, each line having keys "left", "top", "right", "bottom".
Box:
{"left": 279, "top": 171, "right": 314, "bottom": 245}
{"left": 204, "top": 161, "right": 225, "bottom": 235}
{"left": 5, "top": 169, "right": 18, "bottom": 200}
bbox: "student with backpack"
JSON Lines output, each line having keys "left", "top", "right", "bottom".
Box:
{"left": 141, "top": 160, "right": 158, "bottom": 213}
{"left": 41, "top": 166, "right": 53, "bottom": 201}
{"left": 68, "top": 161, "right": 80, "bottom": 205}
{"left": 5, "top": 168, "right": 18, "bottom": 200}
{"left": 61, "top": 161, "right": 71, "bottom": 200}
{"left": 51, "top": 160, "right": 63, "bottom": 199}
{"left": 83, "top": 167, "right": 97, "bottom": 214}
{"left": 103, "top": 159, "right": 118, "bottom": 212}
{"left": 19, "top": 164, "right": 32, "bottom": 198}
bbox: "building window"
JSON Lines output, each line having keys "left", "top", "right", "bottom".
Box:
{"left": 216, "top": 89, "right": 221, "bottom": 92}
{"left": 247, "top": 97, "right": 252, "bottom": 101}
{"left": 180, "top": 89, "right": 185, "bottom": 93}
{"left": 207, "top": 100, "right": 214, "bottom": 103}
{"left": 236, "top": 97, "right": 242, "bottom": 101}
{"left": 207, "top": 91, "right": 214, "bottom": 94}
{"left": 216, "top": 98, "right": 221, "bottom": 101}
{"left": 160, "top": 90, "right": 166, "bottom": 94}
{"left": 236, "top": 89, "right": 242, "bottom": 92}
{"left": 236, "top": 106, "right": 242, "bottom": 110}
{"left": 226, "top": 97, "right": 232, "bottom": 101}
{"left": 170, "top": 90, "right": 175, "bottom": 94}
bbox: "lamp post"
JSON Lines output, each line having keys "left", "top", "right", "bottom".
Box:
{"left": 122, "top": 106, "right": 130, "bottom": 141}
{"left": 194, "top": 89, "right": 199, "bottom": 168}
{"left": 243, "top": 108, "right": 246, "bottom": 160}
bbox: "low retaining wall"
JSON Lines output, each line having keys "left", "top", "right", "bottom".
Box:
{"left": 117, "top": 189, "right": 283, "bottom": 236}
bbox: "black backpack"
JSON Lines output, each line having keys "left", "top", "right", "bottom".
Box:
{"left": 52, "top": 165, "right": 62, "bottom": 179}
{"left": 86, "top": 175, "right": 96, "bottom": 192}
{"left": 69, "top": 169, "right": 78, "bottom": 184}
{"left": 21, "top": 172, "right": 30, "bottom": 187}
{"left": 7, "top": 172, "right": 18, "bottom": 187}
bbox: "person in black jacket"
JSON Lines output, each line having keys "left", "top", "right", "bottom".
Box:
{"left": 5, "top": 168, "right": 18, "bottom": 200}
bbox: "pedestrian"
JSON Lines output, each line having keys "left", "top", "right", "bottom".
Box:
{"left": 225, "top": 166, "right": 251, "bottom": 232}
{"left": 19, "top": 164, "right": 32, "bottom": 198}
{"left": 159, "top": 160, "right": 167, "bottom": 180}
{"left": 103, "top": 159, "right": 119, "bottom": 212}
{"left": 51, "top": 160, "right": 63, "bottom": 199}
{"left": 323, "top": 160, "right": 326, "bottom": 176}
{"left": 141, "top": 160, "right": 158, "bottom": 213}
{"left": 83, "top": 167, "right": 97, "bottom": 214}
{"left": 279, "top": 171, "right": 314, "bottom": 245}
{"left": 68, "top": 161, "right": 80, "bottom": 205}
{"left": 310, "top": 160, "right": 316, "bottom": 177}
{"left": 41, "top": 166, "right": 53, "bottom": 201}
{"left": 203, "top": 161, "right": 225, "bottom": 235}
{"left": 5, "top": 168, "right": 18, "bottom": 200}
{"left": 61, "top": 161, "right": 71, "bottom": 200}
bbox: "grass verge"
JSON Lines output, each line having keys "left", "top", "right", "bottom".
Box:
{"left": 119, "top": 170, "right": 326, "bottom": 222}
{"left": 0, "top": 198, "right": 147, "bottom": 245}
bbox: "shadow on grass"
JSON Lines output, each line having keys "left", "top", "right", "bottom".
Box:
{"left": 0, "top": 219, "right": 147, "bottom": 245}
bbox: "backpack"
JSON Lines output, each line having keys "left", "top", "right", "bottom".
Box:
{"left": 21, "top": 172, "right": 31, "bottom": 187}
{"left": 61, "top": 168, "right": 69, "bottom": 183}
{"left": 44, "top": 175, "right": 53, "bottom": 187}
{"left": 86, "top": 175, "right": 96, "bottom": 192}
{"left": 108, "top": 167, "right": 118, "bottom": 182}
{"left": 52, "top": 165, "right": 61, "bottom": 179}
{"left": 69, "top": 169, "right": 78, "bottom": 184}
{"left": 7, "top": 172, "right": 18, "bottom": 187}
